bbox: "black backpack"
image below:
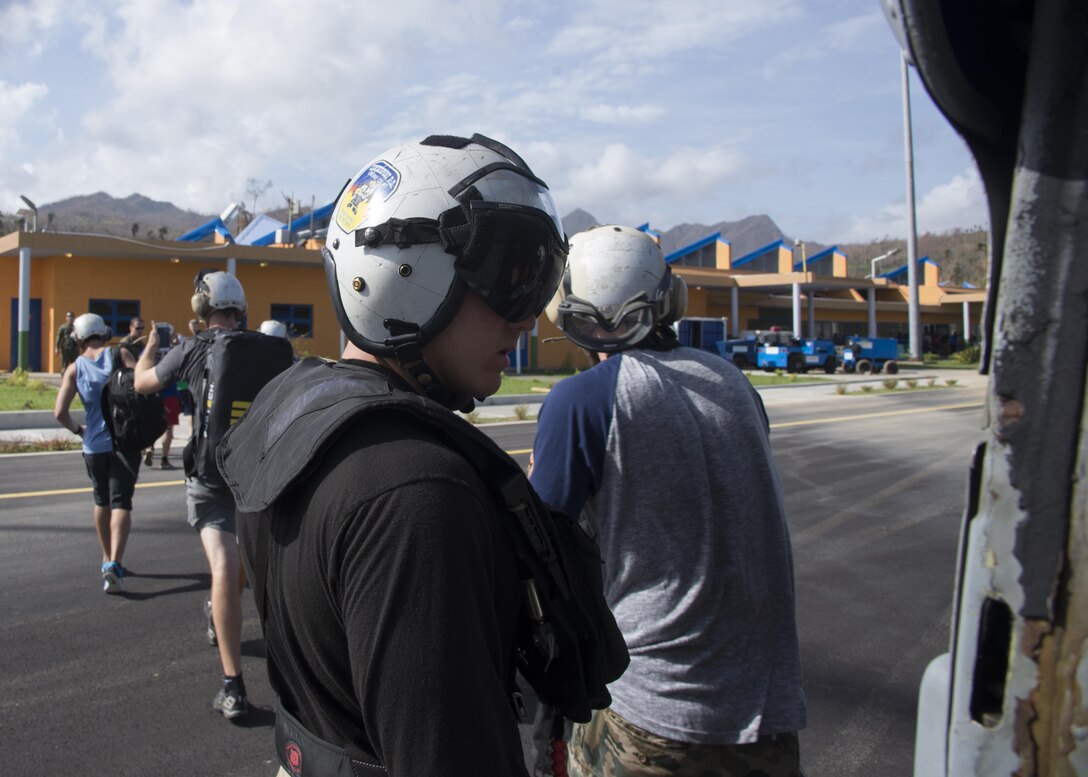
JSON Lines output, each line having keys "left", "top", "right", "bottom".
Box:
{"left": 186, "top": 329, "right": 294, "bottom": 487}
{"left": 102, "top": 346, "right": 168, "bottom": 453}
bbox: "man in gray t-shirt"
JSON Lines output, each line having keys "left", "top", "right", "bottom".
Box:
{"left": 531, "top": 226, "right": 806, "bottom": 776}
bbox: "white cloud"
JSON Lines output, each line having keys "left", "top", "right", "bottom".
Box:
{"left": 836, "top": 166, "right": 987, "bottom": 242}
{"left": 0, "top": 81, "right": 49, "bottom": 153}
{"left": 762, "top": 10, "right": 885, "bottom": 78}
{"left": 554, "top": 142, "right": 745, "bottom": 226}
{"left": 0, "top": 0, "right": 70, "bottom": 51}
{"left": 579, "top": 104, "right": 665, "bottom": 124}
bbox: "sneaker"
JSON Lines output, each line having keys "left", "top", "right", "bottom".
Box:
{"left": 204, "top": 597, "right": 217, "bottom": 646}
{"left": 143, "top": 449, "right": 153, "bottom": 466}
{"left": 160, "top": 458, "right": 175, "bottom": 470}
{"left": 213, "top": 687, "right": 248, "bottom": 720}
{"left": 102, "top": 561, "right": 125, "bottom": 594}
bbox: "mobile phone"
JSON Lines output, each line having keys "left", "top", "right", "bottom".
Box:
{"left": 156, "top": 325, "right": 173, "bottom": 362}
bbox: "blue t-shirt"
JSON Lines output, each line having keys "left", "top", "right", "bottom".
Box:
{"left": 531, "top": 347, "right": 806, "bottom": 744}
{"left": 75, "top": 348, "right": 114, "bottom": 455}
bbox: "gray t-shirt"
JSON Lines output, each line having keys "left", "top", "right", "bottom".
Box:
{"left": 531, "top": 347, "right": 807, "bottom": 744}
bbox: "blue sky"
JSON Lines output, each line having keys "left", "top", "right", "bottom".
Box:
{"left": 0, "top": 0, "right": 987, "bottom": 244}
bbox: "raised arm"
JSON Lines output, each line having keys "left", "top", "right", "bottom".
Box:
{"left": 134, "top": 321, "right": 166, "bottom": 394}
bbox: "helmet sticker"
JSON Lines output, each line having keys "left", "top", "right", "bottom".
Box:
{"left": 336, "top": 161, "right": 401, "bottom": 233}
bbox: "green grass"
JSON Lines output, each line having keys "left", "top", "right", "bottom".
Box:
{"left": 0, "top": 371, "right": 81, "bottom": 411}
{"left": 496, "top": 374, "right": 564, "bottom": 395}
{"left": 0, "top": 436, "right": 82, "bottom": 454}
{"left": 745, "top": 372, "right": 830, "bottom": 387}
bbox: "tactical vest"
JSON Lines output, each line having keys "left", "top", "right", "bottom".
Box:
{"left": 187, "top": 329, "right": 293, "bottom": 487}
{"left": 218, "top": 358, "right": 628, "bottom": 776}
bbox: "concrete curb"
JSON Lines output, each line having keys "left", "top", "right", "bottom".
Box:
{"left": 0, "top": 409, "right": 83, "bottom": 431}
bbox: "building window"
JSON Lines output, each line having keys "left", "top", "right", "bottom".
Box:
{"left": 89, "top": 299, "right": 140, "bottom": 338}
{"left": 270, "top": 303, "right": 313, "bottom": 338}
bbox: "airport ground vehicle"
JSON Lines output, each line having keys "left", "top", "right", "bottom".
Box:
{"left": 757, "top": 338, "right": 837, "bottom": 374}
{"left": 841, "top": 336, "right": 900, "bottom": 375}
{"left": 716, "top": 329, "right": 794, "bottom": 369}
{"left": 886, "top": 0, "right": 1088, "bottom": 774}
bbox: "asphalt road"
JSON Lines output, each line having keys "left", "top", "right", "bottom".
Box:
{"left": 0, "top": 381, "right": 985, "bottom": 776}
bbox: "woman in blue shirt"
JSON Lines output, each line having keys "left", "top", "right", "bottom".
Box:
{"left": 54, "top": 313, "right": 140, "bottom": 594}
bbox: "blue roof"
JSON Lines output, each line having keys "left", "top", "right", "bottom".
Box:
{"left": 249, "top": 201, "right": 335, "bottom": 246}
{"left": 878, "top": 255, "right": 937, "bottom": 280}
{"left": 733, "top": 239, "right": 789, "bottom": 268}
{"left": 792, "top": 244, "right": 842, "bottom": 271}
{"left": 177, "top": 217, "right": 233, "bottom": 243}
{"left": 663, "top": 231, "right": 728, "bottom": 264}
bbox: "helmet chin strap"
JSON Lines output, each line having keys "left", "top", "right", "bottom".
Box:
{"left": 385, "top": 324, "right": 475, "bottom": 413}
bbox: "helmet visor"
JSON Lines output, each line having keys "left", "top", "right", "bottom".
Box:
{"left": 555, "top": 296, "right": 656, "bottom": 352}
{"left": 448, "top": 200, "right": 568, "bottom": 323}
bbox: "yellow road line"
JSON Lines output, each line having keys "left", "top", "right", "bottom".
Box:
{"left": 0, "top": 451, "right": 538, "bottom": 502}
{"left": 0, "top": 480, "right": 185, "bottom": 501}
{"left": 0, "top": 407, "right": 974, "bottom": 502}
{"left": 770, "top": 401, "right": 982, "bottom": 429}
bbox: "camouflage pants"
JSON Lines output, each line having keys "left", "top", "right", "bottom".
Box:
{"left": 568, "top": 708, "right": 802, "bottom": 777}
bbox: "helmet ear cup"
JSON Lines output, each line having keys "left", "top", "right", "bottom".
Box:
{"left": 660, "top": 273, "right": 688, "bottom": 327}
{"left": 191, "top": 292, "right": 209, "bottom": 320}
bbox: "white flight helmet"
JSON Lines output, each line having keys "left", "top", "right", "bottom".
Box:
{"left": 259, "top": 320, "right": 288, "bottom": 338}
{"left": 547, "top": 225, "right": 687, "bottom": 353}
{"left": 71, "top": 313, "right": 111, "bottom": 343}
{"left": 324, "top": 133, "right": 568, "bottom": 399}
{"left": 191, "top": 269, "right": 247, "bottom": 320}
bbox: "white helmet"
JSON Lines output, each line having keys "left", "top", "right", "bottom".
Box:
{"left": 191, "top": 269, "right": 247, "bottom": 320}
{"left": 547, "top": 225, "right": 687, "bottom": 353}
{"left": 259, "top": 320, "right": 288, "bottom": 338}
{"left": 324, "top": 133, "right": 567, "bottom": 396}
{"left": 72, "top": 313, "right": 111, "bottom": 343}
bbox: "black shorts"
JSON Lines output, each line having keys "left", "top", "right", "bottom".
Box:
{"left": 83, "top": 450, "right": 140, "bottom": 510}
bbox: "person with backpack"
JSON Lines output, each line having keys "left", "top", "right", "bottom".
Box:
{"left": 133, "top": 270, "right": 293, "bottom": 721}
{"left": 215, "top": 134, "right": 627, "bottom": 776}
{"left": 53, "top": 313, "right": 142, "bottom": 594}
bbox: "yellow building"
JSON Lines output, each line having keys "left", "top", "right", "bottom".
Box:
{"left": 2, "top": 227, "right": 984, "bottom": 373}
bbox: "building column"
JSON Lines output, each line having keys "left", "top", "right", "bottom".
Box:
{"left": 17, "top": 246, "right": 31, "bottom": 371}
{"left": 963, "top": 301, "right": 971, "bottom": 343}
{"left": 868, "top": 288, "right": 877, "bottom": 337}
{"left": 226, "top": 257, "right": 237, "bottom": 276}
{"left": 731, "top": 287, "right": 739, "bottom": 337}
{"left": 792, "top": 283, "right": 801, "bottom": 336}
{"left": 807, "top": 292, "right": 816, "bottom": 339}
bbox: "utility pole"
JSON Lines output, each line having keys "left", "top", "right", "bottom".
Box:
{"left": 901, "top": 54, "right": 921, "bottom": 360}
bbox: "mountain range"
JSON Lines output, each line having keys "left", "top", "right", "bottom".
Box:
{"left": 1, "top": 192, "right": 988, "bottom": 286}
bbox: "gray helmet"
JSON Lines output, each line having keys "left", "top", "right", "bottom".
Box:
{"left": 547, "top": 225, "right": 687, "bottom": 352}
{"left": 71, "top": 313, "right": 111, "bottom": 343}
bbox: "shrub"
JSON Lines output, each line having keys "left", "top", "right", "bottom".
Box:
{"left": 953, "top": 343, "right": 982, "bottom": 364}
{"left": 923, "top": 353, "right": 939, "bottom": 364}
{"left": 788, "top": 373, "right": 799, "bottom": 383}
{"left": 775, "top": 369, "right": 784, "bottom": 378}
{"left": 883, "top": 378, "right": 899, "bottom": 390}
{"left": 835, "top": 384, "right": 848, "bottom": 395}
{"left": 861, "top": 385, "right": 875, "bottom": 393}
{"left": 928, "top": 378, "right": 937, "bottom": 387}
{"left": 906, "top": 378, "right": 918, "bottom": 389}
{"left": 946, "top": 378, "right": 959, "bottom": 387}
{"left": 513, "top": 405, "right": 530, "bottom": 420}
